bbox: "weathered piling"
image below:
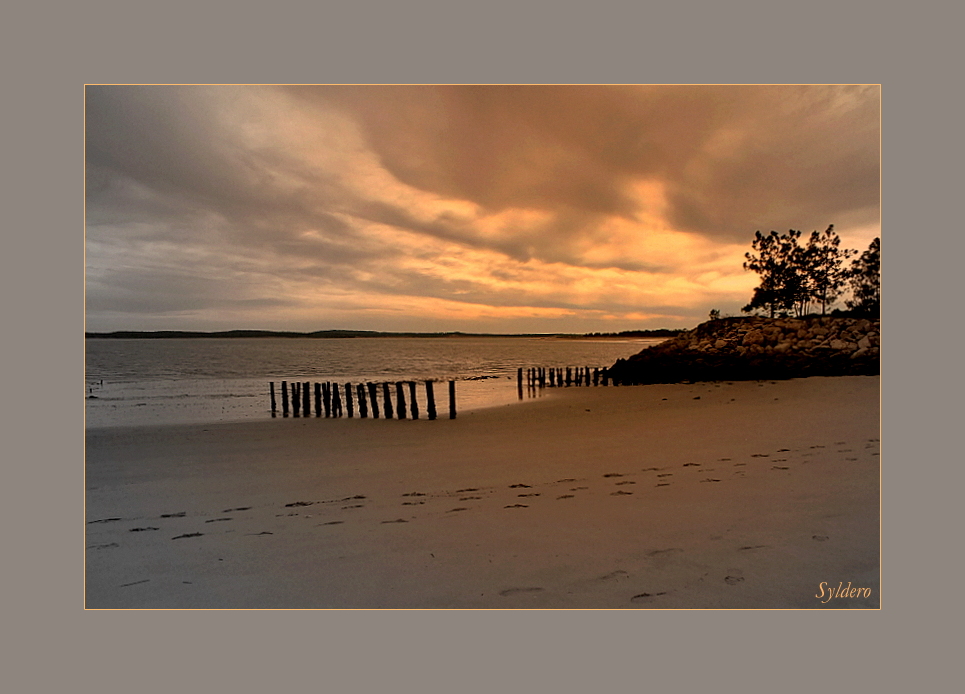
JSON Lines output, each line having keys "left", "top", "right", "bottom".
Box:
{"left": 281, "top": 381, "right": 289, "bottom": 416}
{"left": 408, "top": 381, "right": 419, "bottom": 419}
{"left": 566, "top": 367, "right": 572, "bottom": 386}
{"left": 517, "top": 368, "right": 523, "bottom": 398}
{"left": 345, "top": 383, "right": 354, "bottom": 418}
{"left": 314, "top": 383, "right": 322, "bottom": 417}
{"left": 323, "top": 383, "right": 331, "bottom": 417}
{"left": 602, "top": 369, "right": 609, "bottom": 386}
{"left": 539, "top": 368, "right": 546, "bottom": 388}
{"left": 449, "top": 380, "right": 457, "bottom": 419}
{"left": 367, "top": 383, "right": 379, "bottom": 418}
{"left": 332, "top": 383, "right": 342, "bottom": 417}
{"left": 303, "top": 381, "right": 310, "bottom": 413}
{"left": 270, "top": 382, "right": 277, "bottom": 416}
{"left": 357, "top": 383, "right": 368, "bottom": 418}
{"left": 426, "top": 380, "right": 437, "bottom": 420}
{"left": 292, "top": 382, "right": 301, "bottom": 417}
{"left": 395, "top": 382, "right": 407, "bottom": 419}
{"left": 382, "top": 383, "right": 393, "bottom": 419}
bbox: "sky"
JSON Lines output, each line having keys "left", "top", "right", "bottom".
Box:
{"left": 85, "top": 85, "right": 880, "bottom": 333}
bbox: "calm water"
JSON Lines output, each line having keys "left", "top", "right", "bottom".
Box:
{"left": 85, "top": 337, "right": 661, "bottom": 428}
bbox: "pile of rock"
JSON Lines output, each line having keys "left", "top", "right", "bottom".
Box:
{"left": 607, "top": 316, "right": 880, "bottom": 385}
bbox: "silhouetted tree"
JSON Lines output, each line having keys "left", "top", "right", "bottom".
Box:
{"left": 846, "top": 237, "right": 880, "bottom": 316}
{"left": 742, "top": 230, "right": 806, "bottom": 318}
{"left": 804, "top": 225, "right": 856, "bottom": 315}
{"left": 709, "top": 309, "right": 721, "bottom": 321}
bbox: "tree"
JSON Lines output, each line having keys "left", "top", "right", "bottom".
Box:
{"left": 708, "top": 309, "right": 721, "bottom": 321}
{"left": 742, "top": 230, "right": 806, "bottom": 318}
{"left": 804, "top": 225, "right": 856, "bottom": 315}
{"left": 846, "top": 237, "right": 880, "bottom": 316}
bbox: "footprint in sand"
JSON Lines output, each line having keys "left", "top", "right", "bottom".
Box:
{"left": 446, "top": 508, "right": 468, "bottom": 513}
{"left": 504, "top": 504, "right": 528, "bottom": 509}
{"left": 599, "top": 570, "right": 629, "bottom": 581}
{"left": 382, "top": 518, "right": 409, "bottom": 523}
{"left": 603, "top": 473, "right": 624, "bottom": 478}
{"left": 341, "top": 505, "right": 364, "bottom": 510}
{"left": 223, "top": 507, "right": 252, "bottom": 512}
{"left": 656, "top": 473, "right": 673, "bottom": 478}
{"left": 499, "top": 587, "right": 544, "bottom": 596}
{"left": 724, "top": 575, "right": 745, "bottom": 585}
{"left": 88, "top": 518, "right": 122, "bottom": 524}
{"left": 557, "top": 478, "right": 576, "bottom": 483}
{"left": 739, "top": 545, "right": 768, "bottom": 551}
{"left": 247, "top": 531, "right": 274, "bottom": 535}
{"left": 733, "top": 463, "right": 746, "bottom": 466}
{"left": 846, "top": 457, "right": 858, "bottom": 461}
{"left": 402, "top": 501, "right": 425, "bottom": 506}
{"left": 751, "top": 454, "right": 770, "bottom": 458}
{"left": 556, "top": 495, "right": 575, "bottom": 500}
{"left": 204, "top": 517, "right": 233, "bottom": 523}
{"left": 518, "top": 493, "right": 540, "bottom": 498}
{"left": 160, "top": 512, "right": 186, "bottom": 518}
{"left": 771, "top": 466, "right": 790, "bottom": 470}
{"left": 172, "top": 533, "right": 203, "bottom": 540}
{"left": 700, "top": 478, "right": 721, "bottom": 483}
{"left": 647, "top": 548, "right": 683, "bottom": 556}
{"left": 777, "top": 449, "right": 790, "bottom": 452}
{"left": 285, "top": 501, "right": 315, "bottom": 507}
{"left": 459, "top": 496, "right": 482, "bottom": 501}
{"left": 611, "top": 490, "right": 633, "bottom": 496}
{"left": 615, "top": 481, "right": 636, "bottom": 486}
{"left": 402, "top": 492, "right": 426, "bottom": 497}
{"left": 87, "top": 543, "right": 119, "bottom": 550}
{"left": 718, "top": 458, "right": 731, "bottom": 462}
{"left": 129, "top": 527, "right": 159, "bottom": 532}
{"left": 630, "top": 592, "right": 668, "bottom": 603}
{"left": 509, "top": 484, "right": 531, "bottom": 489}
{"left": 119, "top": 579, "right": 150, "bottom": 588}
{"left": 319, "top": 521, "right": 343, "bottom": 526}
{"left": 656, "top": 483, "right": 670, "bottom": 487}
{"left": 682, "top": 463, "right": 701, "bottom": 467}
{"left": 455, "top": 488, "right": 478, "bottom": 493}
{"left": 812, "top": 535, "right": 829, "bottom": 541}
{"left": 570, "top": 486, "right": 588, "bottom": 491}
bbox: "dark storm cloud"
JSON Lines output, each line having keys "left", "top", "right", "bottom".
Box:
{"left": 290, "top": 84, "right": 880, "bottom": 240}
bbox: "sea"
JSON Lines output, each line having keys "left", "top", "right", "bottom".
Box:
{"left": 85, "top": 337, "right": 662, "bottom": 429}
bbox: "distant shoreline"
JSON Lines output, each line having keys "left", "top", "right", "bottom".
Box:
{"left": 84, "top": 329, "right": 685, "bottom": 340}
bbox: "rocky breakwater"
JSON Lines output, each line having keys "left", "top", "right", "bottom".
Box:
{"left": 607, "top": 316, "right": 880, "bottom": 385}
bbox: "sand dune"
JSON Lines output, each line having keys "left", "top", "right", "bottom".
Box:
{"left": 85, "top": 376, "right": 879, "bottom": 609}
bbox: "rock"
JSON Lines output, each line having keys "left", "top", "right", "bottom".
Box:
{"left": 830, "top": 339, "right": 848, "bottom": 350}
{"left": 851, "top": 348, "right": 869, "bottom": 359}
{"left": 857, "top": 336, "right": 871, "bottom": 349}
{"left": 714, "top": 339, "right": 728, "bottom": 349}
{"left": 742, "top": 329, "right": 764, "bottom": 345}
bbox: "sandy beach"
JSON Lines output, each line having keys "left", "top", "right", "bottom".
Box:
{"left": 85, "top": 375, "right": 879, "bottom": 609}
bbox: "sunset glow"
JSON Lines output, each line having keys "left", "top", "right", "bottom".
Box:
{"left": 86, "top": 84, "right": 880, "bottom": 332}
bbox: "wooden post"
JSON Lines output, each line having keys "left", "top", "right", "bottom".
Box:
{"left": 323, "top": 383, "right": 331, "bottom": 417}
{"left": 382, "top": 383, "right": 393, "bottom": 418}
{"left": 332, "top": 383, "right": 342, "bottom": 417}
{"left": 426, "top": 380, "right": 437, "bottom": 420}
{"left": 345, "top": 383, "right": 354, "bottom": 418}
{"left": 395, "top": 382, "right": 406, "bottom": 419}
{"left": 517, "top": 368, "right": 523, "bottom": 399}
{"left": 602, "top": 369, "right": 609, "bottom": 386}
{"left": 292, "top": 382, "right": 300, "bottom": 417}
{"left": 566, "top": 367, "right": 572, "bottom": 387}
{"left": 270, "top": 382, "right": 277, "bottom": 416}
{"left": 448, "top": 380, "right": 456, "bottom": 419}
{"left": 282, "top": 381, "right": 289, "bottom": 416}
{"left": 303, "top": 381, "right": 310, "bottom": 413}
{"left": 367, "top": 383, "right": 379, "bottom": 418}
{"left": 585, "top": 367, "right": 590, "bottom": 386}
{"left": 357, "top": 383, "right": 368, "bottom": 418}
{"left": 408, "top": 381, "right": 419, "bottom": 419}
{"left": 540, "top": 368, "right": 546, "bottom": 388}
{"left": 314, "top": 383, "right": 322, "bottom": 416}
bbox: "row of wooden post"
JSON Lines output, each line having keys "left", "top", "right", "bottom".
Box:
{"left": 270, "top": 380, "right": 455, "bottom": 420}
{"left": 517, "top": 366, "right": 613, "bottom": 396}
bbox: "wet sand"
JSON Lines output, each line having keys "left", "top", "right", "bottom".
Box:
{"left": 85, "top": 376, "right": 879, "bottom": 609}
